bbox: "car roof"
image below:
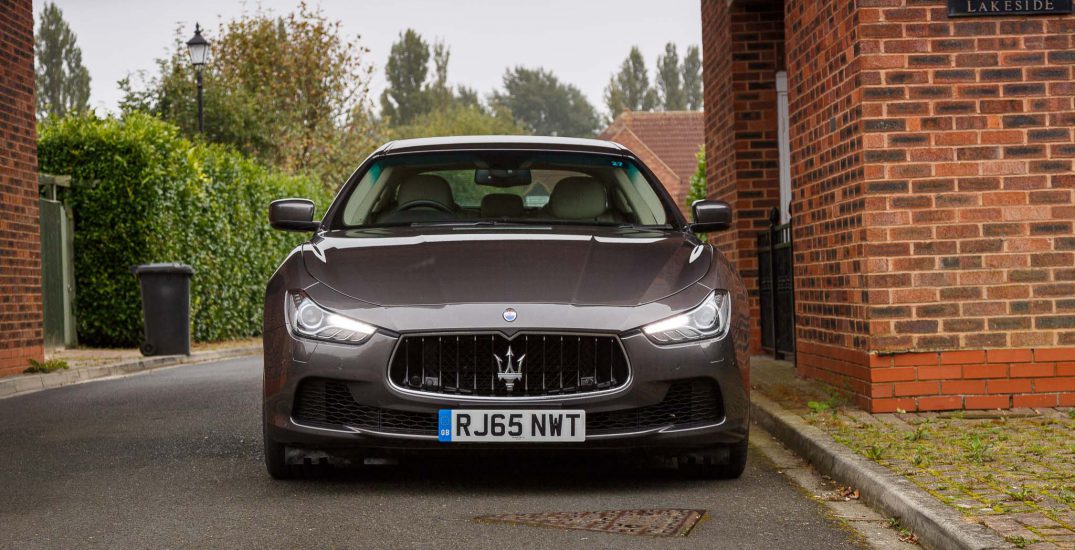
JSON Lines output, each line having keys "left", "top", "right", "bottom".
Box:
{"left": 379, "top": 135, "right": 631, "bottom": 155}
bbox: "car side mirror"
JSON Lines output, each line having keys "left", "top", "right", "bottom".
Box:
{"left": 688, "top": 200, "right": 732, "bottom": 233}
{"left": 269, "top": 199, "right": 320, "bottom": 232}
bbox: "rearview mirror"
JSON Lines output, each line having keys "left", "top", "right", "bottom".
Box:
{"left": 689, "top": 200, "right": 732, "bottom": 233}
{"left": 475, "top": 168, "right": 532, "bottom": 187}
{"left": 269, "top": 199, "right": 319, "bottom": 232}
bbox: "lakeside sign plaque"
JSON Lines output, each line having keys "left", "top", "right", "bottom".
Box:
{"left": 949, "top": 0, "right": 1073, "bottom": 16}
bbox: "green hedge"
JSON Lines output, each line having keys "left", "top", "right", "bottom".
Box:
{"left": 38, "top": 113, "right": 333, "bottom": 346}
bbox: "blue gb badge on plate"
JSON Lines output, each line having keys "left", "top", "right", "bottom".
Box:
{"left": 438, "top": 409, "right": 452, "bottom": 442}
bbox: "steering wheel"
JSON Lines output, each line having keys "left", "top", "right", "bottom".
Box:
{"left": 397, "top": 199, "right": 453, "bottom": 213}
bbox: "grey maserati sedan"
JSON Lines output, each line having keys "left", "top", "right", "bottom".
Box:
{"left": 263, "top": 136, "right": 749, "bottom": 479}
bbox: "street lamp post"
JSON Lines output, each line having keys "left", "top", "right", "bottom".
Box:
{"left": 185, "top": 23, "right": 210, "bottom": 134}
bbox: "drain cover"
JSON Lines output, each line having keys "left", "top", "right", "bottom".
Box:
{"left": 475, "top": 509, "right": 706, "bottom": 537}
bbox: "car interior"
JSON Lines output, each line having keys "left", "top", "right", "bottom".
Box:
{"left": 338, "top": 154, "right": 671, "bottom": 228}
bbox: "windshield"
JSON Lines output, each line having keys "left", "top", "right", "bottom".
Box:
{"left": 334, "top": 151, "right": 674, "bottom": 228}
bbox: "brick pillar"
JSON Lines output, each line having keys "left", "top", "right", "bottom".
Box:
{"left": 705, "top": 0, "right": 1075, "bottom": 412}
{"left": 857, "top": 2, "right": 1075, "bottom": 411}
{"left": 702, "top": 0, "right": 735, "bottom": 250}
{"left": 0, "top": 0, "right": 43, "bottom": 377}
{"left": 703, "top": 0, "right": 785, "bottom": 354}
{"left": 782, "top": 1, "right": 874, "bottom": 405}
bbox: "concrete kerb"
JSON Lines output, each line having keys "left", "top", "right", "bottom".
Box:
{"left": 751, "top": 393, "right": 1011, "bottom": 550}
{"left": 0, "top": 345, "right": 261, "bottom": 400}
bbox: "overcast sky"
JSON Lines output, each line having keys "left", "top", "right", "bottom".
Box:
{"left": 39, "top": 0, "right": 703, "bottom": 118}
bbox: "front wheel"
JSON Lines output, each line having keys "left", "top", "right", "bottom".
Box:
{"left": 263, "top": 423, "right": 300, "bottom": 479}
{"left": 677, "top": 438, "right": 749, "bottom": 479}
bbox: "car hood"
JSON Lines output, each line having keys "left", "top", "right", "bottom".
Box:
{"left": 302, "top": 227, "right": 711, "bottom": 307}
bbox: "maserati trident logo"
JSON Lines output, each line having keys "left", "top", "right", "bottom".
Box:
{"left": 494, "top": 346, "right": 525, "bottom": 391}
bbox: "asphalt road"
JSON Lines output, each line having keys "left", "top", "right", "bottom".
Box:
{"left": 0, "top": 357, "right": 865, "bottom": 549}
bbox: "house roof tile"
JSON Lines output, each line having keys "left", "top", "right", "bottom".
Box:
{"left": 598, "top": 111, "right": 704, "bottom": 184}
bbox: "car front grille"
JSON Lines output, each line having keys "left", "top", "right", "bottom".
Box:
{"left": 291, "top": 378, "right": 722, "bottom": 436}
{"left": 388, "top": 333, "right": 630, "bottom": 397}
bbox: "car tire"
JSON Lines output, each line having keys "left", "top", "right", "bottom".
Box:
{"left": 263, "top": 424, "right": 297, "bottom": 480}
{"left": 264, "top": 424, "right": 335, "bottom": 479}
{"left": 678, "top": 438, "right": 749, "bottom": 480}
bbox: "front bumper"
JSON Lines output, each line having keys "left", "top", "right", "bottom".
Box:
{"left": 263, "top": 326, "right": 749, "bottom": 455}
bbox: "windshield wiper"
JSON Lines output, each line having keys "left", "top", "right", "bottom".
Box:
{"left": 410, "top": 219, "right": 551, "bottom": 227}
{"left": 408, "top": 220, "right": 503, "bottom": 227}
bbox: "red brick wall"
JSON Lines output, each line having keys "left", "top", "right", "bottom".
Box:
{"left": 0, "top": 0, "right": 43, "bottom": 377}
{"left": 784, "top": 1, "right": 871, "bottom": 397}
{"left": 860, "top": 2, "right": 1075, "bottom": 353}
{"left": 855, "top": 0, "right": 1075, "bottom": 411}
{"left": 704, "top": 0, "right": 785, "bottom": 353}
{"left": 704, "top": 0, "right": 1074, "bottom": 412}
{"left": 869, "top": 348, "right": 1075, "bottom": 412}
{"left": 703, "top": 0, "right": 736, "bottom": 258}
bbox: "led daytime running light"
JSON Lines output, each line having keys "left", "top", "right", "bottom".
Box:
{"left": 642, "top": 291, "right": 730, "bottom": 344}
{"left": 288, "top": 292, "right": 376, "bottom": 344}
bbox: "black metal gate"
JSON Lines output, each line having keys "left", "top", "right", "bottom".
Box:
{"left": 757, "top": 214, "right": 795, "bottom": 359}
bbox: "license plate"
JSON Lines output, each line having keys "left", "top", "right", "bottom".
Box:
{"left": 438, "top": 409, "right": 585, "bottom": 443}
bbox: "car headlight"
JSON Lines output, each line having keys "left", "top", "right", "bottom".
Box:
{"left": 643, "top": 291, "right": 731, "bottom": 344}
{"left": 286, "top": 291, "right": 376, "bottom": 344}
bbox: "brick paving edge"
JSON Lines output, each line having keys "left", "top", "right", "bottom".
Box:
{"left": 751, "top": 393, "right": 1012, "bottom": 550}
{"left": 0, "top": 345, "right": 262, "bottom": 400}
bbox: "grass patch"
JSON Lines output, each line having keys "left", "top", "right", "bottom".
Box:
{"left": 24, "top": 358, "right": 69, "bottom": 374}
{"left": 1005, "top": 535, "right": 1038, "bottom": 548}
{"left": 904, "top": 425, "right": 931, "bottom": 442}
{"left": 865, "top": 444, "right": 888, "bottom": 461}
{"left": 962, "top": 435, "right": 994, "bottom": 464}
{"left": 911, "top": 452, "right": 932, "bottom": 468}
{"left": 886, "top": 517, "right": 919, "bottom": 544}
{"left": 1007, "top": 486, "right": 1040, "bottom": 503}
{"left": 807, "top": 394, "right": 845, "bottom": 415}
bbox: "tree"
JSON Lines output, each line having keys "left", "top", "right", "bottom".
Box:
{"left": 686, "top": 145, "right": 707, "bottom": 207}
{"left": 493, "top": 67, "right": 599, "bottom": 138}
{"left": 34, "top": 2, "right": 91, "bottom": 120}
{"left": 656, "top": 43, "right": 686, "bottom": 111}
{"left": 120, "top": 4, "right": 379, "bottom": 188}
{"left": 683, "top": 45, "right": 702, "bottom": 111}
{"left": 603, "top": 46, "right": 658, "bottom": 118}
{"left": 687, "top": 145, "right": 707, "bottom": 242}
{"left": 380, "top": 29, "right": 431, "bottom": 125}
{"left": 426, "top": 40, "right": 456, "bottom": 110}
{"left": 380, "top": 30, "right": 487, "bottom": 126}
{"left": 391, "top": 104, "right": 526, "bottom": 140}
{"left": 455, "top": 85, "right": 481, "bottom": 110}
